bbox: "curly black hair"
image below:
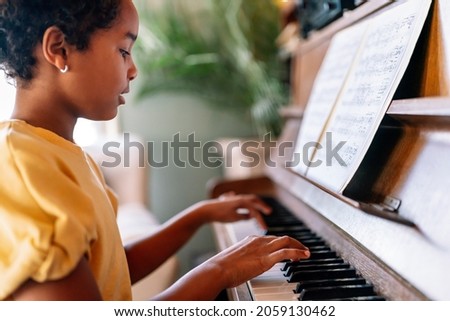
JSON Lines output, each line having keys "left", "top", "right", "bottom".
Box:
{"left": 0, "top": 0, "right": 121, "bottom": 82}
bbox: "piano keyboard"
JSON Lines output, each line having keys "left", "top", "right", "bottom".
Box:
{"left": 230, "top": 197, "right": 386, "bottom": 301}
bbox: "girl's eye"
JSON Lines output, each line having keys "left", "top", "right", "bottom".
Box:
{"left": 120, "top": 49, "right": 130, "bottom": 58}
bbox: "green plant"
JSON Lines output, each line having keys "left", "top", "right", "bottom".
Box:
{"left": 134, "top": 0, "right": 288, "bottom": 137}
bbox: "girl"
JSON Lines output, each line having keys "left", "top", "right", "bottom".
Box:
{"left": 0, "top": 0, "right": 309, "bottom": 300}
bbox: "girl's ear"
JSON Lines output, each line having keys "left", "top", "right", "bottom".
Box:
{"left": 41, "top": 26, "right": 70, "bottom": 72}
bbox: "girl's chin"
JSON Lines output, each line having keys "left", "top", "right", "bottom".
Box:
{"left": 85, "top": 110, "right": 118, "bottom": 122}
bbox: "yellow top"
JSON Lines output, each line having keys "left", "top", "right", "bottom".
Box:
{"left": 0, "top": 120, "right": 132, "bottom": 300}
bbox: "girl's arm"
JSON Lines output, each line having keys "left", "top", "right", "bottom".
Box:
{"left": 124, "top": 194, "right": 272, "bottom": 284}
{"left": 11, "top": 257, "right": 102, "bottom": 300}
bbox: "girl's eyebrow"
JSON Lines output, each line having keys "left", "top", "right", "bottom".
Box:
{"left": 125, "top": 32, "right": 137, "bottom": 42}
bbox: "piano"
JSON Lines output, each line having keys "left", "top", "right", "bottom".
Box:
{"left": 209, "top": 0, "right": 450, "bottom": 301}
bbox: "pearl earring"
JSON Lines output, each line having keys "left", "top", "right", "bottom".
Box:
{"left": 60, "top": 65, "right": 69, "bottom": 73}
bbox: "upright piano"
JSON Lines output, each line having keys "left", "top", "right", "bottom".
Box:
{"left": 209, "top": 0, "right": 450, "bottom": 301}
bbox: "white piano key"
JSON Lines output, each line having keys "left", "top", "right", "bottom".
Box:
{"left": 253, "top": 291, "right": 298, "bottom": 301}
{"left": 249, "top": 263, "right": 298, "bottom": 300}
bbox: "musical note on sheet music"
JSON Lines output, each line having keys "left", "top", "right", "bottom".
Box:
{"left": 293, "top": 0, "right": 432, "bottom": 193}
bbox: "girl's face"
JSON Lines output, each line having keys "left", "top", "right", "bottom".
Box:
{"left": 63, "top": 0, "right": 139, "bottom": 121}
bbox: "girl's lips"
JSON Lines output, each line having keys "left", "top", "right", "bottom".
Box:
{"left": 119, "top": 95, "right": 126, "bottom": 105}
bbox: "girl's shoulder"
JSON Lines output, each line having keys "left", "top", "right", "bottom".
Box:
{"left": 0, "top": 120, "right": 83, "bottom": 156}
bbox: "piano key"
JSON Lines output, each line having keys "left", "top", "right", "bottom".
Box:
{"left": 253, "top": 286, "right": 295, "bottom": 295}
{"left": 266, "top": 220, "right": 303, "bottom": 227}
{"left": 284, "top": 263, "right": 351, "bottom": 277}
{"left": 282, "top": 258, "right": 345, "bottom": 271}
{"left": 309, "top": 250, "right": 338, "bottom": 260}
{"left": 298, "top": 284, "right": 376, "bottom": 300}
{"left": 295, "top": 237, "right": 325, "bottom": 246}
{"left": 284, "top": 231, "right": 317, "bottom": 238}
{"left": 288, "top": 268, "right": 357, "bottom": 282}
{"left": 295, "top": 277, "right": 368, "bottom": 293}
{"left": 254, "top": 292, "right": 299, "bottom": 301}
{"left": 297, "top": 239, "right": 326, "bottom": 247}
{"left": 268, "top": 226, "right": 310, "bottom": 234}
{"left": 307, "top": 245, "right": 332, "bottom": 251}
{"left": 250, "top": 278, "right": 290, "bottom": 288}
{"left": 289, "top": 233, "right": 318, "bottom": 239}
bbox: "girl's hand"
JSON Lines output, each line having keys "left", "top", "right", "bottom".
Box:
{"left": 204, "top": 235, "right": 310, "bottom": 289}
{"left": 154, "top": 234, "right": 310, "bottom": 301}
{"left": 197, "top": 193, "right": 272, "bottom": 230}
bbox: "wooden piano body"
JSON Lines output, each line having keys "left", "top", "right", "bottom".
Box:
{"left": 209, "top": 0, "right": 450, "bottom": 301}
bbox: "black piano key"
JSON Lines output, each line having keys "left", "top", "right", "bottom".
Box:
{"left": 266, "top": 226, "right": 313, "bottom": 235}
{"left": 298, "top": 284, "right": 375, "bottom": 301}
{"left": 297, "top": 238, "right": 325, "bottom": 246}
{"left": 282, "top": 258, "right": 345, "bottom": 271}
{"left": 309, "top": 250, "right": 338, "bottom": 260}
{"left": 295, "top": 277, "right": 367, "bottom": 293}
{"left": 293, "top": 234, "right": 319, "bottom": 240}
{"left": 287, "top": 229, "right": 315, "bottom": 235}
{"left": 284, "top": 263, "right": 351, "bottom": 277}
{"left": 268, "top": 227, "right": 310, "bottom": 235}
{"left": 293, "top": 233, "right": 320, "bottom": 238}
{"left": 307, "top": 245, "right": 331, "bottom": 252}
{"left": 285, "top": 231, "right": 318, "bottom": 238}
{"left": 294, "top": 243, "right": 328, "bottom": 252}
{"left": 266, "top": 219, "right": 303, "bottom": 227}
{"left": 288, "top": 268, "right": 357, "bottom": 282}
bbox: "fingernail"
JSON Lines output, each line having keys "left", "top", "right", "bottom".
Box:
{"left": 304, "top": 250, "right": 310, "bottom": 257}
{"left": 236, "top": 208, "right": 250, "bottom": 215}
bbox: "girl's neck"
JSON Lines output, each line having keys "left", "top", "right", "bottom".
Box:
{"left": 12, "top": 88, "right": 77, "bottom": 143}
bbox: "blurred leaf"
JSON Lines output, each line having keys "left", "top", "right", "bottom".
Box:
{"left": 134, "top": 0, "right": 288, "bottom": 136}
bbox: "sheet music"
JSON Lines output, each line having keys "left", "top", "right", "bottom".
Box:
{"left": 293, "top": 22, "right": 369, "bottom": 175}
{"left": 302, "top": 0, "right": 432, "bottom": 192}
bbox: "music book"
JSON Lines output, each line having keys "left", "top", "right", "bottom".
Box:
{"left": 292, "top": 0, "right": 432, "bottom": 193}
